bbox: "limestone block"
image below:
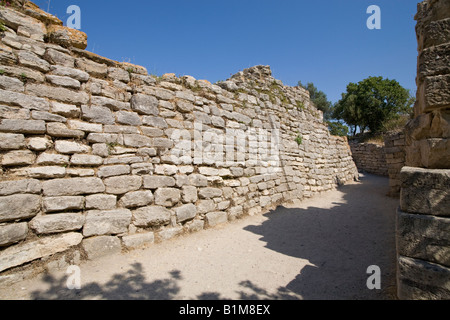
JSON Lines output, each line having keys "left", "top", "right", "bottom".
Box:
{"left": 0, "top": 232, "right": 83, "bottom": 273}
{"left": 142, "top": 116, "right": 168, "bottom": 129}
{"left": 81, "top": 105, "right": 115, "bottom": 125}
{"left": 30, "top": 213, "right": 85, "bottom": 235}
{"left": 70, "top": 154, "right": 103, "bottom": 166}
{"left": 0, "top": 75, "right": 24, "bottom": 93}
{"left": 130, "top": 94, "right": 159, "bottom": 116}
{"left": 26, "top": 84, "right": 89, "bottom": 105}
{"left": 0, "top": 133, "right": 25, "bottom": 150}
{"left": 108, "top": 67, "right": 130, "bottom": 83}
{"left": 0, "top": 119, "right": 46, "bottom": 134}
{"left": 47, "top": 122, "right": 84, "bottom": 139}
{"left": 123, "top": 134, "right": 152, "bottom": 148}
{"left": 116, "top": 111, "right": 142, "bottom": 126}
{"left": 44, "top": 48, "right": 75, "bottom": 67}
{"left": 205, "top": 211, "right": 228, "bottom": 228}
{"left": 143, "top": 175, "right": 176, "bottom": 189}
{"left": 118, "top": 190, "right": 154, "bottom": 208}
{"left": 43, "top": 196, "right": 85, "bottom": 213}
{"left": 1, "top": 149, "right": 35, "bottom": 166}
{"left": 67, "top": 120, "right": 103, "bottom": 133}
{"left": 55, "top": 140, "right": 91, "bottom": 154}
{"left": 50, "top": 65, "right": 90, "bottom": 82}
{"left": 91, "top": 96, "right": 130, "bottom": 111}
{"left": 97, "top": 165, "right": 130, "bottom": 178}
{"left": 154, "top": 188, "right": 181, "bottom": 207}
{"left": 181, "top": 186, "right": 198, "bottom": 203}
{"left": 122, "top": 232, "right": 154, "bottom": 249}
{"left": 397, "top": 209, "right": 450, "bottom": 267}
{"left": 132, "top": 206, "right": 172, "bottom": 227}
{"left": 175, "top": 203, "right": 197, "bottom": 223}
{"left": 83, "top": 209, "right": 132, "bottom": 237}
{"left": 197, "top": 200, "right": 215, "bottom": 214}
{"left": 17, "top": 166, "right": 66, "bottom": 179}
{"left": 18, "top": 51, "right": 50, "bottom": 72}
{"left": 0, "top": 179, "right": 41, "bottom": 196}
{"left": 51, "top": 101, "right": 81, "bottom": 118}
{"left": 400, "top": 167, "right": 450, "bottom": 216}
{"left": 75, "top": 58, "right": 107, "bottom": 78}
{"left": 0, "top": 223, "right": 28, "bottom": 247}
{"left": 419, "top": 138, "right": 450, "bottom": 169}
{"left": 82, "top": 236, "right": 121, "bottom": 260}
{"left": 156, "top": 227, "right": 183, "bottom": 242}
{"left": 46, "top": 25, "right": 88, "bottom": 50}
{"left": 397, "top": 256, "right": 450, "bottom": 300}
{"left": 198, "top": 187, "right": 223, "bottom": 199}
{"left": 43, "top": 177, "right": 105, "bottom": 197}
{"left": 104, "top": 175, "right": 142, "bottom": 195}
{"left": 36, "top": 153, "right": 69, "bottom": 165}
{"left": 85, "top": 194, "right": 117, "bottom": 210}
{"left": 0, "top": 7, "right": 46, "bottom": 41}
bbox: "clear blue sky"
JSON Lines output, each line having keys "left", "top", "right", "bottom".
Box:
{"left": 34, "top": 0, "right": 421, "bottom": 104}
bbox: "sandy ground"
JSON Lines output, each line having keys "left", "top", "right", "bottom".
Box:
{"left": 0, "top": 173, "right": 399, "bottom": 300}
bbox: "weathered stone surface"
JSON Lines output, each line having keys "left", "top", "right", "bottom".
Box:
{"left": 83, "top": 209, "right": 132, "bottom": 237}
{"left": 188, "top": 174, "right": 208, "bottom": 187}
{"left": 130, "top": 94, "right": 159, "bottom": 115}
{"left": 118, "top": 190, "right": 154, "bottom": 208}
{"left": 55, "top": 140, "right": 91, "bottom": 154}
{"left": 0, "top": 223, "right": 28, "bottom": 247}
{"left": 0, "top": 7, "right": 46, "bottom": 41}
{"left": 51, "top": 101, "right": 81, "bottom": 118}
{"left": 132, "top": 206, "right": 172, "bottom": 227}
{"left": 85, "top": 194, "right": 117, "bottom": 210}
{"left": 1, "top": 150, "right": 36, "bottom": 166}
{"left": 18, "top": 50, "right": 50, "bottom": 72}
{"left": 70, "top": 154, "right": 103, "bottom": 166}
{"left": 400, "top": 167, "right": 450, "bottom": 216}
{"left": 0, "top": 133, "right": 25, "bottom": 150}
{"left": 199, "top": 187, "right": 223, "bottom": 199}
{"left": 18, "top": 166, "right": 66, "bottom": 179}
{"left": 0, "top": 75, "right": 24, "bottom": 93}
{"left": 176, "top": 100, "right": 194, "bottom": 113}
{"left": 205, "top": 211, "right": 228, "bottom": 228}
{"left": 36, "top": 153, "right": 69, "bottom": 165}
{"left": 47, "top": 25, "right": 88, "bottom": 50}
{"left": 397, "top": 209, "right": 450, "bottom": 267}
{"left": 0, "top": 179, "right": 41, "bottom": 196}
{"left": 175, "top": 204, "right": 197, "bottom": 223}
{"left": 91, "top": 96, "right": 130, "bottom": 111}
{"left": 46, "top": 75, "right": 80, "bottom": 89}
{"left": 43, "top": 177, "right": 105, "bottom": 197}
{"left": 0, "top": 89, "right": 49, "bottom": 111}
{"left": 26, "top": 84, "right": 89, "bottom": 105}
{"left": 44, "top": 48, "right": 75, "bottom": 67}
{"left": 26, "top": 137, "right": 52, "bottom": 151}
{"left": 142, "top": 116, "right": 168, "bottom": 129}
{"left": 116, "top": 111, "right": 142, "bottom": 126}
{"left": 67, "top": 120, "right": 103, "bottom": 133}
{"left": 197, "top": 200, "right": 215, "bottom": 214}
{"left": 181, "top": 186, "right": 198, "bottom": 203}
{"left": 47, "top": 122, "right": 84, "bottom": 139}
{"left": 397, "top": 256, "right": 450, "bottom": 300}
{"left": 108, "top": 67, "right": 130, "bottom": 83}
{"left": 154, "top": 188, "right": 181, "bottom": 207}
{"left": 156, "top": 227, "right": 183, "bottom": 242}
{"left": 30, "top": 213, "right": 85, "bottom": 235}
{"left": 123, "top": 134, "right": 152, "bottom": 148}
{"left": 81, "top": 105, "right": 115, "bottom": 125}
{"left": 43, "top": 196, "right": 84, "bottom": 213}
{"left": 122, "top": 232, "right": 154, "bottom": 249}
{"left": 0, "top": 232, "right": 83, "bottom": 273}
{"left": 104, "top": 176, "right": 142, "bottom": 195}
{"left": 50, "top": 65, "right": 90, "bottom": 82}
{"left": 97, "top": 165, "right": 130, "bottom": 178}
{"left": 0, "top": 119, "right": 46, "bottom": 134}
{"left": 143, "top": 176, "right": 176, "bottom": 189}
{"left": 82, "top": 236, "right": 121, "bottom": 260}
{"left": 75, "top": 58, "right": 107, "bottom": 78}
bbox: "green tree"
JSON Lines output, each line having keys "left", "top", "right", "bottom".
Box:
{"left": 332, "top": 76, "right": 414, "bottom": 136}
{"left": 327, "top": 121, "right": 349, "bottom": 137}
{"left": 298, "top": 81, "right": 332, "bottom": 120}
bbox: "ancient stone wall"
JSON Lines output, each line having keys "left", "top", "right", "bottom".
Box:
{"left": 0, "top": 2, "right": 358, "bottom": 275}
{"left": 384, "top": 132, "right": 406, "bottom": 197}
{"left": 349, "top": 141, "right": 388, "bottom": 177}
{"left": 397, "top": 0, "right": 450, "bottom": 300}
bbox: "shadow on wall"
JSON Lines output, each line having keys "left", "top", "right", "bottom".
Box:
{"left": 31, "top": 175, "right": 398, "bottom": 300}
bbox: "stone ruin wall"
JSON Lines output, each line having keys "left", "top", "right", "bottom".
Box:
{"left": 349, "top": 132, "right": 406, "bottom": 197}
{"left": 397, "top": 0, "right": 450, "bottom": 300}
{"left": 0, "top": 2, "right": 358, "bottom": 276}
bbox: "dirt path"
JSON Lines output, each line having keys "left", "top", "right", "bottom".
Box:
{"left": 0, "top": 173, "right": 399, "bottom": 300}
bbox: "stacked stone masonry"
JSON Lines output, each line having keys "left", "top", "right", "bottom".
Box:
{"left": 0, "top": 2, "right": 359, "bottom": 274}
{"left": 397, "top": 0, "right": 450, "bottom": 300}
{"left": 349, "top": 141, "right": 389, "bottom": 177}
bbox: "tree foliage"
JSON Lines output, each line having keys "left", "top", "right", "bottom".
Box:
{"left": 332, "top": 76, "right": 414, "bottom": 136}
{"left": 327, "top": 121, "right": 349, "bottom": 137}
{"left": 298, "top": 81, "right": 332, "bottom": 120}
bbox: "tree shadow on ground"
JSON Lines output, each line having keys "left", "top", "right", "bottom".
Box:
{"left": 243, "top": 174, "right": 399, "bottom": 300}
{"left": 31, "top": 263, "right": 182, "bottom": 300}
